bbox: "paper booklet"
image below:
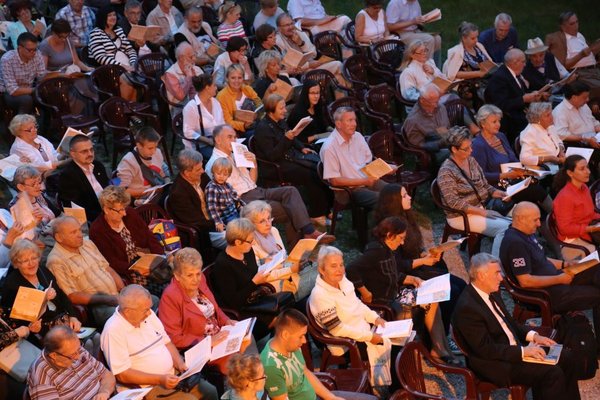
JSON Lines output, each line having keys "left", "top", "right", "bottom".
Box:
{"left": 565, "top": 250, "right": 600, "bottom": 275}
{"left": 273, "top": 79, "right": 304, "bottom": 103}
{"left": 58, "top": 127, "right": 92, "bottom": 155}
{"left": 206, "top": 43, "right": 221, "bottom": 57}
{"left": 500, "top": 162, "right": 553, "bottom": 179}
{"left": 428, "top": 237, "right": 467, "bottom": 254}
{"left": 565, "top": 146, "right": 594, "bottom": 163}
{"left": 360, "top": 158, "right": 399, "bottom": 180}
{"left": 416, "top": 273, "right": 451, "bottom": 305}
{"left": 293, "top": 116, "right": 313, "bottom": 134}
{"left": 431, "top": 76, "right": 455, "bottom": 93}
{"left": 179, "top": 336, "right": 212, "bottom": 381}
{"left": 77, "top": 327, "right": 97, "bottom": 340}
{"left": 421, "top": 8, "right": 442, "bottom": 23}
{"left": 503, "top": 177, "right": 532, "bottom": 200}
{"left": 127, "top": 24, "right": 161, "bottom": 42}
{"left": 0, "top": 154, "right": 23, "bottom": 181}
{"left": 258, "top": 249, "right": 286, "bottom": 274}
{"left": 479, "top": 59, "right": 499, "bottom": 76}
{"left": 234, "top": 109, "right": 258, "bottom": 124}
{"left": 110, "top": 387, "right": 153, "bottom": 400}
{"left": 391, "top": 330, "right": 417, "bottom": 347}
{"left": 522, "top": 344, "right": 562, "bottom": 365}
{"left": 286, "top": 232, "right": 329, "bottom": 264}
{"left": 375, "top": 319, "right": 413, "bottom": 339}
{"left": 129, "top": 254, "right": 166, "bottom": 276}
{"left": 138, "top": 182, "right": 170, "bottom": 205}
{"left": 10, "top": 286, "right": 48, "bottom": 322}
{"left": 539, "top": 69, "right": 577, "bottom": 93}
{"left": 232, "top": 142, "right": 255, "bottom": 169}
{"left": 210, "top": 318, "right": 256, "bottom": 361}
{"left": 282, "top": 47, "right": 313, "bottom": 69}
{"left": 64, "top": 202, "right": 87, "bottom": 225}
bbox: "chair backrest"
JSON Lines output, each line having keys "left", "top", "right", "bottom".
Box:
{"left": 302, "top": 69, "right": 341, "bottom": 105}
{"left": 514, "top": 135, "right": 522, "bottom": 156}
{"left": 367, "top": 129, "right": 397, "bottom": 164}
{"left": 326, "top": 96, "right": 362, "bottom": 125}
{"left": 364, "top": 84, "right": 401, "bottom": 128}
{"left": 342, "top": 54, "right": 369, "bottom": 85}
{"left": 345, "top": 21, "right": 356, "bottom": 43}
{"left": 35, "top": 76, "right": 75, "bottom": 114}
{"left": 394, "top": 341, "right": 428, "bottom": 396}
{"left": 136, "top": 52, "right": 168, "bottom": 80}
{"left": 371, "top": 39, "right": 405, "bottom": 71}
{"left": 135, "top": 203, "right": 169, "bottom": 225}
{"left": 91, "top": 65, "right": 126, "bottom": 100}
{"left": 98, "top": 97, "right": 132, "bottom": 129}
{"left": 444, "top": 98, "right": 467, "bottom": 127}
{"left": 430, "top": 179, "right": 451, "bottom": 213}
{"left": 171, "top": 111, "right": 184, "bottom": 139}
{"left": 313, "top": 30, "right": 343, "bottom": 61}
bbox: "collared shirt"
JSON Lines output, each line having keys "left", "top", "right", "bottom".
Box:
{"left": 46, "top": 240, "right": 118, "bottom": 297}
{"left": 554, "top": 181, "right": 600, "bottom": 242}
{"left": 253, "top": 8, "right": 284, "bottom": 30}
{"left": 385, "top": 0, "right": 421, "bottom": 30}
{"left": 399, "top": 59, "right": 445, "bottom": 101}
{"left": 499, "top": 226, "right": 561, "bottom": 278}
{"left": 402, "top": 102, "right": 450, "bottom": 148}
{"left": 552, "top": 98, "right": 600, "bottom": 139}
{"left": 205, "top": 181, "right": 242, "bottom": 225}
{"left": 28, "top": 348, "right": 106, "bottom": 400}
{"left": 478, "top": 26, "right": 519, "bottom": 63}
{"left": 287, "top": 0, "right": 326, "bottom": 20}
{"left": 319, "top": 128, "right": 373, "bottom": 181}
{"left": 75, "top": 161, "right": 104, "bottom": 196}
{"left": 0, "top": 50, "right": 46, "bottom": 94}
{"left": 55, "top": 5, "right": 96, "bottom": 46}
{"left": 163, "top": 62, "right": 202, "bottom": 106}
{"left": 9, "top": 136, "right": 58, "bottom": 170}
{"left": 519, "top": 123, "right": 564, "bottom": 166}
{"left": 565, "top": 32, "right": 597, "bottom": 68}
{"left": 101, "top": 309, "right": 174, "bottom": 376}
{"left": 206, "top": 148, "right": 257, "bottom": 196}
{"left": 472, "top": 284, "right": 518, "bottom": 345}
{"left": 182, "top": 95, "right": 225, "bottom": 148}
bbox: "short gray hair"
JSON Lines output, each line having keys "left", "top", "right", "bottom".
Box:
{"left": 458, "top": 21, "right": 478, "bottom": 39}
{"left": 13, "top": 164, "right": 40, "bottom": 186}
{"left": 124, "top": 0, "right": 141, "bottom": 10}
{"left": 241, "top": 200, "right": 272, "bottom": 223}
{"left": 504, "top": 48, "right": 525, "bottom": 65}
{"left": 185, "top": 5, "right": 203, "bottom": 18}
{"left": 9, "top": 239, "right": 41, "bottom": 265}
{"left": 494, "top": 13, "right": 512, "bottom": 26}
{"left": 225, "top": 218, "right": 255, "bottom": 245}
{"left": 256, "top": 50, "right": 281, "bottom": 78}
{"left": 119, "top": 284, "right": 151, "bottom": 309}
{"left": 212, "top": 124, "right": 235, "bottom": 139}
{"left": 469, "top": 252, "right": 500, "bottom": 282}
{"left": 98, "top": 185, "right": 131, "bottom": 209}
{"left": 317, "top": 246, "right": 343, "bottom": 267}
{"left": 9, "top": 114, "right": 36, "bottom": 136}
{"left": 333, "top": 106, "right": 355, "bottom": 122}
{"left": 44, "top": 326, "right": 78, "bottom": 354}
{"left": 419, "top": 83, "right": 441, "bottom": 100}
{"left": 52, "top": 215, "right": 81, "bottom": 237}
{"left": 173, "top": 247, "right": 203, "bottom": 274}
{"left": 475, "top": 104, "right": 503, "bottom": 126}
{"left": 446, "top": 126, "right": 472, "bottom": 149}
{"left": 176, "top": 42, "right": 193, "bottom": 59}
{"left": 176, "top": 149, "right": 203, "bottom": 172}
{"left": 526, "top": 102, "right": 553, "bottom": 123}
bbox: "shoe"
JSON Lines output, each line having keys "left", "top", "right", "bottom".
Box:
{"left": 447, "top": 337, "right": 463, "bottom": 356}
{"left": 310, "top": 216, "right": 327, "bottom": 227}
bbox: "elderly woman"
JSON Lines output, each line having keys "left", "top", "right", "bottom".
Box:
{"left": 0, "top": 239, "right": 81, "bottom": 340}
{"left": 38, "top": 19, "right": 92, "bottom": 73}
{"left": 216, "top": 64, "right": 262, "bottom": 136}
{"left": 210, "top": 218, "right": 285, "bottom": 337}
{"left": 347, "top": 217, "right": 460, "bottom": 366}
{"left": 252, "top": 50, "right": 292, "bottom": 100}
{"left": 354, "top": 0, "right": 390, "bottom": 45}
{"left": 217, "top": 1, "right": 246, "bottom": 45}
{"left": 519, "top": 102, "right": 566, "bottom": 169}
{"left": 472, "top": 104, "right": 553, "bottom": 213}
{"left": 163, "top": 42, "right": 204, "bottom": 110}
{"left": 214, "top": 36, "right": 253, "bottom": 89}
{"left": 182, "top": 74, "right": 224, "bottom": 159}
{"left": 437, "top": 126, "right": 511, "bottom": 257}
{"left": 399, "top": 40, "right": 447, "bottom": 102}
{"left": 6, "top": 0, "right": 45, "bottom": 49}
{"left": 222, "top": 354, "right": 266, "bottom": 400}
{"left": 553, "top": 155, "right": 600, "bottom": 260}
{"left": 253, "top": 94, "right": 332, "bottom": 221}
{"left": 10, "top": 165, "right": 55, "bottom": 242}
{"left": 158, "top": 247, "right": 251, "bottom": 374}
{"left": 89, "top": 186, "right": 164, "bottom": 286}
{"left": 8, "top": 115, "right": 65, "bottom": 173}
{"left": 88, "top": 6, "right": 137, "bottom": 100}
{"left": 444, "top": 21, "right": 493, "bottom": 81}
{"left": 287, "top": 80, "right": 331, "bottom": 145}
{"left": 308, "top": 246, "right": 395, "bottom": 394}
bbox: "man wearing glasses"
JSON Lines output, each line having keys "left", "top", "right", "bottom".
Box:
{"left": 27, "top": 325, "right": 116, "bottom": 400}
{"left": 0, "top": 32, "right": 46, "bottom": 114}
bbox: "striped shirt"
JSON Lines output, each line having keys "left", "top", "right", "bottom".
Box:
{"left": 27, "top": 348, "right": 106, "bottom": 400}
{"left": 55, "top": 5, "right": 96, "bottom": 46}
{"left": 217, "top": 20, "right": 246, "bottom": 45}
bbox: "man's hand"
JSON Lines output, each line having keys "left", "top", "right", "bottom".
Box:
{"left": 160, "top": 374, "right": 180, "bottom": 389}
{"left": 523, "top": 92, "right": 540, "bottom": 103}
{"left": 15, "top": 326, "right": 30, "bottom": 338}
{"left": 523, "top": 344, "right": 546, "bottom": 360}
{"left": 557, "top": 272, "right": 574, "bottom": 285}
{"left": 533, "top": 333, "right": 557, "bottom": 346}
{"left": 363, "top": 176, "right": 378, "bottom": 187}
{"left": 252, "top": 270, "right": 271, "bottom": 285}
{"left": 69, "top": 317, "right": 82, "bottom": 332}
{"left": 373, "top": 317, "right": 386, "bottom": 327}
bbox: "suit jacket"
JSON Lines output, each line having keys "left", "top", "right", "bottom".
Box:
{"left": 451, "top": 284, "right": 529, "bottom": 387}
{"left": 522, "top": 52, "right": 561, "bottom": 91}
{"left": 58, "top": 160, "right": 109, "bottom": 222}
{"left": 166, "top": 173, "right": 214, "bottom": 231}
{"left": 545, "top": 31, "right": 568, "bottom": 68}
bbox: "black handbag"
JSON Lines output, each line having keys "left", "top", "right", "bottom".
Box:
{"left": 286, "top": 150, "right": 320, "bottom": 169}
{"left": 243, "top": 290, "right": 294, "bottom": 315}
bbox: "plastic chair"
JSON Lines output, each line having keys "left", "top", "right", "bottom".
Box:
{"left": 159, "top": 81, "right": 185, "bottom": 153}
{"left": 370, "top": 39, "right": 405, "bottom": 72}
{"left": 546, "top": 213, "right": 592, "bottom": 259}
{"left": 90, "top": 64, "right": 150, "bottom": 110}
{"left": 136, "top": 52, "right": 168, "bottom": 103}
{"left": 326, "top": 96, "right": 381, "bottom": 135}
{"left": 364, "top": 84, "right": 410, "bottom": 132}
{"left": 313, "top": 30, "right": 361, "bottom": 61}
{"left": 302, "top": 69, "right": 354, "bottom": 106}
{"left": 342, "top": 53, "right": 395, "bottom": 100}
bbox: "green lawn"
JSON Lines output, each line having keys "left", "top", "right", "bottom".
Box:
{"left": 280, "top": 0, "right": 600, "bottom": 54}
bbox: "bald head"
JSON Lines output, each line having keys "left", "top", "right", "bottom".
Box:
{"left": 418, "top": 83, "right": 441, "bottom": 113}
{"left": 176, "top": 42, "right": 194, "bottom": 59}
{"left": 512, "top": 202, "right": 541, "bottom": 235}
{"left": 119, "top": 284, "right": 151, "bottom": 309}
{"left": 44, "top": 325, "right": 78, "bottom": 353}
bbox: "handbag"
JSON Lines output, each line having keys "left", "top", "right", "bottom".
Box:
{"left": 286, "top": 150, "right": 320, "bottom": 169}
{"left": 243, "top": 290, "right": 294, "bottom": 315}
{"left": 148, "top": 258, "right": 174, "bottom": 284}
{"left": 0, "top": 339, "right": 41, "bottom": 382}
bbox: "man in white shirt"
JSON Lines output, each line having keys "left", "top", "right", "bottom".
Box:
{"left": 175, "top": 7, "right": 219, "bottom": 68}
{"left": 253, "top": 0, "right": 284, "bottom": 31}
{"left": 319, "top": 107, "right": 388, "bottom": 209}
{"left": 553, "top": 81, "right": 600, "bottom": 146}
{"left": 286, "top": 0, "right": 351, "bottom": 36}
{"left": 101, "top": 285, "right": 218, "bottom": 400}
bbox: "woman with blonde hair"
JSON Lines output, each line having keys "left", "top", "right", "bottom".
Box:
{"left": 223, "top": 354, "right": 266, "bottom": 399}
{"left": 217, "top": 64, "right": 262, "bottom": 137}
{"left": 217, "top": 1, "right": 247, "bottom": 45}
{"left": 399, "top": 40, "right": 447, "bottom": 102}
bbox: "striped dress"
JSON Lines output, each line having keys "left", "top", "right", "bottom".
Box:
{"left": 217, "top": 20, "right": 246, "bottom": 45}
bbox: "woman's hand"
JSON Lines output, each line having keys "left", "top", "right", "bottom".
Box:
{"left": 417, "top": 254, "right": 439, "bottom": 267}
{"left": 243, "top": 120, "right": 254, "bottom": 129}
{"left": 215, "top": 223, "right": 225, "bottom": 232}
{"left": 301, "top": 148, "right": 316, "bottom": 154}
{"left": 501, "top": 169, "right": 525, "bottom": 180}
{"left": 46, "top": 287, "right": 57, "bottom": 301}
{"left": 15, "top": 326, "right": 30, "bottom": 338}
{"left": 422, "top": 63, "right": 434, "bottom": 75}
{"left": 370, "top": 332, "right": 383, "bottom": 345}
{"left": 290, "top": 261, "right": 301, "bottom": 274}
{"left": 374, "top": 317, "right": 386, "bottom": 327}
{"left": 69, "top": 317, "right": 82, "bottom": 332}
{"left": 32, "top": 208, "right": 44, "bottom": 223}
{"left": 32, "top": 20, "right": 44, "bottom": 36}
{"left": 267, "top": 83, "right": 278, "bottom": 94}
{"left": 29, "top": 319, "right": 42, "bottom": 333}
{"left": 4, "top": 221, "right": 25, "bottom": 247}
{"left": 492, "top": 190, "right": 507, "bottom": 199}
{"left": 404, "top": 275, "right": 423, "bottom": 287}
{"left": 251, "top": 270, "right": 270, "bottom": 285}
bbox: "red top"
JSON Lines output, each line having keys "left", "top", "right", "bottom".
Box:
{"left": 554, "top": 182, "right": 600, "bottom": 242}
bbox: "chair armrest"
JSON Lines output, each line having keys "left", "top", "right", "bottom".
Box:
{"left": 502, "top": 281, "right": 554, "bottom": 327}
{"left": 366, "top": 302, "right": 394, "bottom": 321}
{"left": 307, "top": 325, "right": 364, "bottom": 369}
{"left": 34, "top": 92, "right": 60, "bottom": 114}
{"left": 313, "top": 372, "right": 338, "bottom": 390}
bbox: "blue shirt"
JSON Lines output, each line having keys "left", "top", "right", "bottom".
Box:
{"left": 479, "top": 26, "right": 519, "bottom": 63}
{"left": 500, "top": 227, "right": 561, "bottom": 279}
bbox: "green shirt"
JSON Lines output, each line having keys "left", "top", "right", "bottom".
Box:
{"left": 260, "top": 339, "right": 316, "bottom": 400}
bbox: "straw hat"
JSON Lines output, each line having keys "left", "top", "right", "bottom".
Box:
{"left": 524, "top": 37, "right": 549, "bottom": 55}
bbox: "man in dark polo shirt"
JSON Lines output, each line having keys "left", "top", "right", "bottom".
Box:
{"left": 499, "top": 201, "right": 600, "bottom": 347}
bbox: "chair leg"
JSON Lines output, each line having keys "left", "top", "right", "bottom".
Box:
{"left": 329, "top": 207, "right": 341, "bottom": 235}
{"left": 160, "top": 137, "right": 174, "bottom": 175}
{"left": 467, "top": 234, "right": 481, "bottom": 257}
{"left": 442, "top": 223, "right": 451, "bottom": 243}
{"left": 171, "top": 130, "right": 177, "bottom": 156}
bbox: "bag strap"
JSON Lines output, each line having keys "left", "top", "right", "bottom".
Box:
{"left": 448, "top": 157, "right": 484, "bottom": 206}
{"left": 132, "top": 149, "right": 166, "bottom": 187}
{"left": 196, "top": 101, "right": 206, "bottom": 138}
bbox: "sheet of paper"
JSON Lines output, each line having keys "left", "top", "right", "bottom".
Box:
{"left": 179, "top": 336, "right": 211, "bottom": 381}
{"left": 258, "top": 249, "right": 286, "bottom": 274}
{"left": 232, "top": 142, "right": 255, "bottom": 169}
{"left": 0, "top": 154, "right": 23, "bottom": 181}
{"left": 500, "top": 162, "right": 523, "bottom": 173}
{"left": 211, "top": 318, "right": 255, "bottom": 360}
{"left": 57, "top": 127, "right": 85, "bottom": 154}
{"left": 110, "top": 387, "right": 153, "bottom": 400}
{"left": 293, "top": 116, "right": 313, "bottom": 133}
{"left": 580, "top": 250, "right": 599, "bottom": 263}
{"left": 10, "top": 194, "right": 37, "bottom": 239}
{"left": 375, "top": 319, "right": 413, "bottom": 338}
{"left": 416, "top": 273, "right": 451, "bottom": 305}
{"left": 64, "top": 207, "right": 87, "bottom": 225}
{"left": 77, "top": 327, "right": 97, "bottom": 339}
{"left": 503, "top": 177, "right": 532, "bottom": 200}
{"left": 565, "top": 147, "right": 594, "bottom": 162}
{"left": 429, "top": 237, "right": 467, "bottom": 254}
{"left": 421, "top": 8, "right": 441, "bottom": 23}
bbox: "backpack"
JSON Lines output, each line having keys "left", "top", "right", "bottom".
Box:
{"left": 555, "top": 312, "right": 598, "bottom": 380}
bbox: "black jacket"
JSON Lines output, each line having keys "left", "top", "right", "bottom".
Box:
{"left": 58, "top": 160, "right": 109, "bottom": 222}
{"left": 166, "top": 173, "right": 214, "bottom": 231}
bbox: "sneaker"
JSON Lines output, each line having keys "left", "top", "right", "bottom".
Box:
{"left": 448, "top": 337, "right": 463, "bottom": 356}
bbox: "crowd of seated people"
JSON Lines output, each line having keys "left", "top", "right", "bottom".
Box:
{"left": 2, "top": 1, "right": 600, "bottom": 399}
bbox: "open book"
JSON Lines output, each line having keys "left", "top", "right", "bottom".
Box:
{"left": 234, "top": 109, "right": 258, "bottom": 124}
{"left": 565, "top": 250, "right": 600, "bottom": 275}
{"left": 360, "top": 158, "right": 398, "bottom": 180}
{"left": 0, "top": 154, "right": 23, "bottom": 181}
{"left": 565, "top": 147, "right": 594, "bottom": 163}
{"left": 416, "top": 273, "right": 451, "bottom": 305}
{"left": 128, "top": 24, "right": 161, "bottom": 42}
{"left": 129, "top": 254, "right": 167, "bottom": 276}
{"left": 258, "top": 249, "right": 286, "bottom": 274}
{"left": 206, "top": 43, "right": 221, "bottom": 57}
{"left": 431, "top": 76, "right": 455, "bottom": 93}
{"left": 58, "top": 127, "right": 92, "bottom": 155}
{"left": 286, "top": 232, "right": 329, "bottom": 264}
{"left": 503, "top": 177, "right": 532, "bottom": 200}
{"left": 10, "top": 286, "right": 48, "bottom": 322}
{"left": 375, "top": 319, "right": 413, "bottom": 339}
{"left": 421, "top": 8, "right": 442, "bottom": 23}
{"left": 232, "top": 142, "right": 255, "bottom": 168}
{"left": 428, "top": 237, "right": 466, "bottom": 254}
{"left": 138, "top": 182, "right": 170, "bottom": 205}
{"left": 272, "top": 79, "right": 303, "bottom": 103}
{"left": 64, "top": 202, "right": 87, "bottom": 225}
{"left": 540, "top": 68, "right": 577, "bottom": 93}
{"left": 500, "top": 162, "right": 553, "bottom": 179}
{"left": 282, "top": 47, "right": 313, "bottom": 69}
{"left": 10, "top": 194, "right": 37, "bottom": 239}
{"left": 522, "top": 344, "right": 562, "bottom": 365}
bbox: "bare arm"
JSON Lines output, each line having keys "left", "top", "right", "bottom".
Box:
{"left": 67, "top": 292, "right": 119, "bottom": 306}
{"left": 329, "top": 176, "right": 376, "bottom": 187}
{"left": 516, "top": 272, "right": 571, "bottom": 288}
{"left": 95, "top": 369, "right": 116, "bottom": 399}
{"left": 297, "top": 16, "right": 336, "bottom": 28}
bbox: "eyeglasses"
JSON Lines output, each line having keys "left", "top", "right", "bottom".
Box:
{"left": 457, "top": 145, "right": 472, "bottom": 152}
{"left": 22, "top": 125, "right": 38, "bottom": 133}
{"left": 23, "top": 179, "right": 42, "bottom": 187}
{"left": 19, "top": 45, "right": 37, "bottom": 53}
{"left": 16, "top": 256, "right": 40, "bottom": 265}
{"left": 239, "top": 237, "right": 254, "bottom": 245}
{"left": 54, "top": 347, "right": 81, "bottom": 361}
{"left": 414, "top": 49, "right": 430, "bottom": 55}
{"left": 109, "top": 207, "right": 127, "bottom": 214}
{"left": 256, "top": 217, "right": 274, "bottom": 225}
{"left": 250, "top": 375, "right": 267, "bottom": 382}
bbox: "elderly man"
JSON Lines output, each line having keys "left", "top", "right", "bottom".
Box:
{"left": 485, "top": 48, "right": 547, "bottom": 143}
{"left": 163, "top": 42, "right": 203, "bottom": 109}
{"left": 262, "top": 309, "right": 377, "bottom": 400}
{"left": 28, "top": 326, "right": 115, "bottom": 400}
{"left": 553, "top": 81, "right": 600, "bottom": 146}
{"left": 286, "top": 0, "right": 350, "bottom": 36}
{"left": 319, "top": 107, "right": 388, "bottom": 209}
{"left": 0, "top": 32, "right": 46, "bottom": 114}
{"left": 47, "top": 216, "right": 124, "bottom": 328}
{"left": 55, "top": 0, "right": 96, "bottom": 47}
{"left": 58, "top": 134, "right": 109, "bottom": 222}
{"left": 175, "top": 7, "right": 219, "bottom": 68}
{"left": 452, "top": 253, "right": 581, "bottom": 400}
{"left": 118, "top": 0, "right": 143, "bottom": 37}
{"left": 206, "top": 125, "right": 330, "bottom": 243}
{"left": 546, "top": 11, "right": 600, "bottom": 101}
{"left": 101, "top": 285, "right": 218, "bottom": 400}
{"left": 146, "top": 0, "right": 184, "bottom": 48}
{"left": 499, "top": 202, "right": 600, "bottom": 348}
{"left": 522, "top": 37, "right": 570, "bottom": 92}
{"left": 275, "top": 13, "right": 346, "bottom": 84}
{"left": 479, "top": 13, "right": 519, "bottom": 64}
